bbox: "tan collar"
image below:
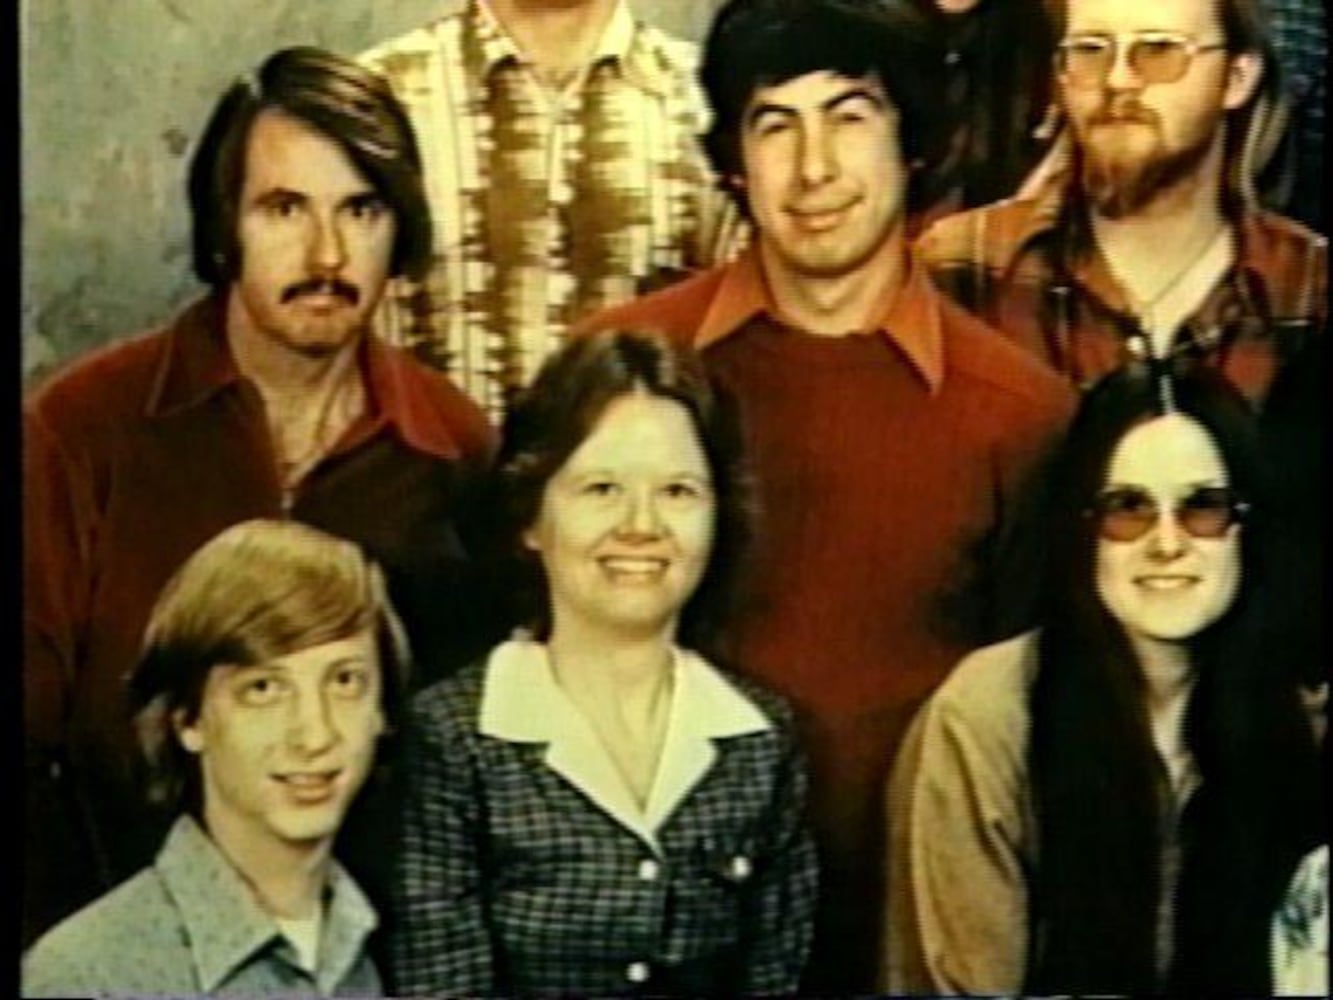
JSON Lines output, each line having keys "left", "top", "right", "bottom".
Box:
{"left": 694, "top": 246, "right": 947, "bottom": 393}
{"left": 479, "top": 639, "right": 770, "bottom": 851}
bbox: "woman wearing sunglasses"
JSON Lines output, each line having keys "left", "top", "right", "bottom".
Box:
{"left": 882, "top": 365, "right": 1322, "bottom": 995}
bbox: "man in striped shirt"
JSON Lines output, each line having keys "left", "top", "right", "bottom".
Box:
{"left": 362, "top": 0, "right": 743, "bottom": 423}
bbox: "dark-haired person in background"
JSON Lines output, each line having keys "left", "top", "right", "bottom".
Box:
{"left": 24, "top": 520, "right": 406, "bottom": 996}
{"left": 581, "top": 0, "right": 1074, "bottom": 989}
{"left": 1259, "top": 0, "right": 1324, "bottom": 232}
{"left": 23, "top": 47, "right": 495, "bottom": 946}
{"left": 884, "top": 367, "right": 1323, "bottom": 995}
{"left": 905, "top": 0, "right": 1061, "bottom": 232}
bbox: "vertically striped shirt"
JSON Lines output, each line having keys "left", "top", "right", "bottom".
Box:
{"left": 362, "top": 0, "right": 743, "bottom": 422}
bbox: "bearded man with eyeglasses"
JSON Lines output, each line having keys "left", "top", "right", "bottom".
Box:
{"left": 916, "top": 0, "right": 1324, "bottom": 413}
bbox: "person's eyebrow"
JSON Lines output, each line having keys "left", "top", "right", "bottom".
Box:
{"left": 822, "top": 86, "right": 885, "bottom": 114}
{"left": 1101, "top": 478, "right": 1227, "bottom": 492}
{"left": 249, "top": 186, "right": 307, "bottom": 208}
{"left": 341, "top": 190, "right": 387, "bottom": 211}
{"left": 745, "top": 84, "right": 885, "bottom": 128}
{"left": 323, "top": 656, "right": 371, "bottom": 671}
{"left": 745, "top": 101, "right": 796, "bottom": 128}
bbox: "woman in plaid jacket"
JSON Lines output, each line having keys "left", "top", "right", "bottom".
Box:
{"left": 390, "top": 330, "right": 818, "bottom": 997}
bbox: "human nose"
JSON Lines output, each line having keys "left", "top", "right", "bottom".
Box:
{"left": 798, "top": 120, "right": 837, "bottom": 188}
{"left": 617, "top": 487, "right": 664, "bottom": 538}
{"left": 1104, "top": 38, "right": 1141, "bottom": 91}
{"left": 1146, "top": 505, "right": 1187, "bottom": 560}
{"left": 288, "top": 688, "right": 338, "bottom": 755}
{"left": 307, "top": 212, "right": 348, "bottom": 273}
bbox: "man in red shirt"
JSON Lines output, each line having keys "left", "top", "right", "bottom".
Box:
{"left": 23, "top": 48, "right": 496, "bottom": 948}
{"left": 581, "top": 0, "right": 1076, "bottom": 990}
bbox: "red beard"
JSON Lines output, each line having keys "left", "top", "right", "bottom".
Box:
{"left": 1077, "top": 99, "right": 1218, "bottom": 218}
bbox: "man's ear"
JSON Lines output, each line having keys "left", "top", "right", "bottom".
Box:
{"left": 1223, "top": 51, "right": 1263, "bottom": 111}
{"left": 173, "top": 709, "right": 205, "bottom": 754}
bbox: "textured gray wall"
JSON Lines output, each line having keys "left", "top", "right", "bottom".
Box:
{"left": 21, "top": 1, "right": 724, "bottom": 381}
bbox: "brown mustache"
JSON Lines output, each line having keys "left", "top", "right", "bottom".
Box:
{"left": 281, "top": 278, "right": 360, "bottom": 306}
{"left": 1091, "top": 99, "right": 1158, "bottom": 127}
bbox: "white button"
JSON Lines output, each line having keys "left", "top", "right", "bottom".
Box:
{"left": 626, "top": 961, "right": 651, "bottom": 983}
{"left": 727, "top": 855, "right": 753, "bottom": 881}
{"left": 637, "top": 859, "right": 660, "bottom": 882}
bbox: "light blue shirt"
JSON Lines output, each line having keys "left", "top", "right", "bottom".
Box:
{"left": 22, "top": 815, "right": 381, "bottom": 998}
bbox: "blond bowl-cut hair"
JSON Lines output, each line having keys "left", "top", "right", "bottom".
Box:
{"left": 128, "top": 519, "right": 411, "bottom": 814}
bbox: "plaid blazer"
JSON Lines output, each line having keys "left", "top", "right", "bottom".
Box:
{"left": 391, "top": 643, "right": 817, "bottom": 997}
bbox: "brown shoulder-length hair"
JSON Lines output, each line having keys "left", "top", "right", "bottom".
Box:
{"left": 187, "top": 45, "right": 432, "bottom": 286}
{"left": 484, "top": 329, "right": 753, "bottom": 657}
{"left": 128, "top": 519, "right": 411, "bottom": 815}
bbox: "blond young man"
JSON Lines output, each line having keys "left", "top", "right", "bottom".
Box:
{"left": 23, "top": 520, "right": 409, "bottom": 997}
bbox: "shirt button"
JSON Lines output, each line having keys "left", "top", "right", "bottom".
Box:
{"left": 626, "top": 961, "right": 651, "bottom": 983}
{"left": 727, "top": 855, "right": 753, "bottom": 881}
{"left": 637, "top": 859, "right": 660, "bottom": 882}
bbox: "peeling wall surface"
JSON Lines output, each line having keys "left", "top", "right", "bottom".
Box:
{"left": 21, "top": 0, "right": 724, "bottom": 381}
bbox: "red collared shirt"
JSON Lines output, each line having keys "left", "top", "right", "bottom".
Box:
{"left": 691, "top": 245, "right": 947, "bottom": 391}
{"left": 23, "top": 294, "right": 496, "bottom": 942}
{"left": 581, "top": 248, "right": 1075, "bottom": 991}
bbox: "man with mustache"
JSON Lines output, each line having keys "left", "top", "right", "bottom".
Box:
{"left": 916, "top": 0, "right": 1325, "bottom": 411}
{"left": 23, "top": 48, "right": 495, "bottom": 950}
{"left": 580, "top": 0, "right": 1075, "bottom": 990}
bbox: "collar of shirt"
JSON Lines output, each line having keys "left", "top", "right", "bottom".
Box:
{"left": 694, "top": 245, "right": 947, "bottom": 394}
{"left": 469, "top": 0, "right": 672, "bottom": 97}
{"left": 153, "top": 814, "right": 378, "bottom": 994}
{"left": 143, "top": 293, "right": 466, "bottom": 461}
{"left": 1009, "top": 184, "right": 1323, "bottom": 322}
{"left": 478, "top": 638, "right": 771, "bottom": 852}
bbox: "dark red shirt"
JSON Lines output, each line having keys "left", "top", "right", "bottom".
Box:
{"left": 582, "top": 249, "right": 1076, "bottom": 991}
{"left": 23, "top": 295, "right": 497, "bottom": 942}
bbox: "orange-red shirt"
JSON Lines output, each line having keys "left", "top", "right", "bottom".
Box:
{"left": 581, "top": 248, "right": 1075, "bottom": 991}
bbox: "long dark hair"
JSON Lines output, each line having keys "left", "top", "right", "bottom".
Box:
{"left": 484, "top": 330, "right": 752, "bottom": 658}
{"left": 1026, "top": 366, "right": 1323, "bottom": 995}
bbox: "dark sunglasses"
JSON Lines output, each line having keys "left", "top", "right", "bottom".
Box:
{"left": 1056, "top": 32, "right": 1227, "bottom": 89}
{"left": 1088, "top": 484, "right": 1250, "bottom": 542}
